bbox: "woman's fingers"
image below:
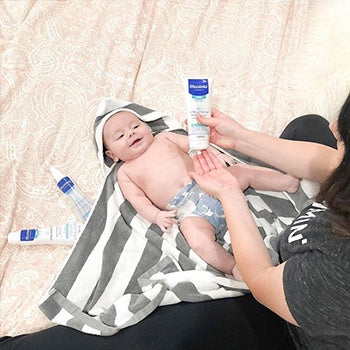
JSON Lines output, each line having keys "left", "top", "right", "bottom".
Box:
{"left": 197, "top": 151, "right": 212, "bottom": 173}
{"left": 198, "top": 150, "right": 215, "bottom": 173}
{"left": 206, "top": 150, "right": 225, "bottom": 169}
{"left": 200, "top": 149, "right": 224, "bottom": 172}
{"left": 193, "top": 149, "right": 225, "bottom": 175}
{"left": 193, "top": 155, "right": 205, "bottom": 175}
{"left": 201, "top": 150, "right": 216, "bottom": 170}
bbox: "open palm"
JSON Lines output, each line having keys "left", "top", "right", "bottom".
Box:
{"left": 190, "top": 150, "right": 241, "bottom": 199}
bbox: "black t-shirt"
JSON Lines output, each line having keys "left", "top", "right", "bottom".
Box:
{"left": 279, "top": 202, "right": 350, "bottom": 349}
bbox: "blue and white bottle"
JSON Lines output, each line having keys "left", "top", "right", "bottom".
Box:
{"left": 50, "top": 167, "right": 93, "bottom": 222}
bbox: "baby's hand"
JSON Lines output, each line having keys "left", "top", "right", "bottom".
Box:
{"left": 156, "top": 209, "right": 177, "bottom": 233}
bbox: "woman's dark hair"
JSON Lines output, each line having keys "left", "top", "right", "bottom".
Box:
{"left": 316, "top": 93, "right": 350, "bottom": 237}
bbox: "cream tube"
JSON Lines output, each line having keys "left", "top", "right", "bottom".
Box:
{"left": 182, "top": 77, "right": 212, "bottom": 156}
{"left": 7, "top": 222, "right": 83, "bottom": 245}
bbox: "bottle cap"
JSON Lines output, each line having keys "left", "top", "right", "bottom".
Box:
{"left": 7, "top": 231, "right": 19, "bottom": 244}
{"left": 50, "top": 167, "right": 74, "bottom": 193}
{"left": 188, "top": 149, "right": 202, "bottom": 158}
{"left": 8, "top": 230, "right": 35, "bottom": 244}
{"left": 57, "top": 177, "right": 74, "bottom": 193}
{"left": 50, "top": 167, "right": 64, "bottom": 183}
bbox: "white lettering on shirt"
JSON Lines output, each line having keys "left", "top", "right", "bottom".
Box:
{"left": 288, "top": 202, "right": 327, "bottom": 245}
{"left": 288, "top": 224, "right": 308, "bottom": 243}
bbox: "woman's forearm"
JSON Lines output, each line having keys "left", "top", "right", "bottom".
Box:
{"left": 219, "top": 188, "right": 274, "bottom": 284}
{"left": 236, "top": 129, "right": 337, "bottom": 183}
{"left": 219, "top": 186, "right": 298, "bottom": 324}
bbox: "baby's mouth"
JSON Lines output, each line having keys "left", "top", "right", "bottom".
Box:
{"left": 130, "top": 138, "right": 142, "bottom": 147}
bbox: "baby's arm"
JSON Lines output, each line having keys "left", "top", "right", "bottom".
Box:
{"left": 161, "top": 132, "right": 189, "bottom": 153}
{"left": 117, "top": 169, "right": 177, "bottom": 232}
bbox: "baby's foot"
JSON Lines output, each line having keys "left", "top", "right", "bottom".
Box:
{"left": 286, "top": 175, "right": 300, "bottom": 193}
{"left": 232, "top": 264, "right": 244, "bottom": 282}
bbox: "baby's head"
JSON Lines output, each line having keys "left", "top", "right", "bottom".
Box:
{"left": 103, "top": 110, "right": 154, "bottom": 162}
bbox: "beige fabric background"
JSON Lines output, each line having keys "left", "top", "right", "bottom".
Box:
{"left": 1, "top": 0, "right": 350, "bottom": 337}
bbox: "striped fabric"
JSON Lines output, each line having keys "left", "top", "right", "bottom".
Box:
{"left": 39, "top": 98, "right": 314, "bottom": 335}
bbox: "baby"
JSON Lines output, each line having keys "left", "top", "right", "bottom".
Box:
{"left": 103, "top": 111, "right": 299, "bottom": 279}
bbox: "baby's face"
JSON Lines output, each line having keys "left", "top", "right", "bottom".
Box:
{"left": 103, "top": 111, "right": 153, "bottom": 162}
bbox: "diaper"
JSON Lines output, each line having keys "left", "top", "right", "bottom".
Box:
{"left": 167, "top": 180, "right": 227, "bottom": 236}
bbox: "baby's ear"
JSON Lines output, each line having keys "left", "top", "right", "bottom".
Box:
{"left": 105, "top": 150, "right": 119, "bottom": 162}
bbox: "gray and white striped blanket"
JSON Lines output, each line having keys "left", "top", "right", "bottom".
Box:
{"left": 39, "top": 97, "right": 314, "bottom": 336}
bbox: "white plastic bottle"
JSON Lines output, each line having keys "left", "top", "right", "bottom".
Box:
{"left": 50, "top": 167, "right": 93, "bottom": 222}
{"left": 7, "top": 222, "right": 82, "bottom": 246}
{"left": 182, "top": 77, "right": 212, "bottom": 157}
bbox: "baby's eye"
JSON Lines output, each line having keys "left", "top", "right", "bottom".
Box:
{"left": 116, "top": 134, "right": 124, "bottom": 140}
{"left": 133, "top": 125, "right": 139, "bottom": 129}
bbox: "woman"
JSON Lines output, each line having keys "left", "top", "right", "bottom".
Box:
{"left": 190, "top": 98, "right": 350, "bottom": 349}
{"left": 2, "top": 113, "right": 346, "bottom": 350}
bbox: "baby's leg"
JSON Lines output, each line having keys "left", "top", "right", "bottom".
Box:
{"left": 232, "top": 264, "right": 243, "bottom": 281}
{"left": 229, "top": 163, "right": 299, "bottom": 193}
{"left": 180, "top": 216, "right": 236, "bottom": 275}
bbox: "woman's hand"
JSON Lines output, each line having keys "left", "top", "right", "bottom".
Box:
{"left": 207, "top": 146, "right": 235, "bottom": 166}
{"left": 189, "top": 150, "right": 242, "bottom": 199}
{"left": 196, "top": 108, "right": 246, "bottom": 150}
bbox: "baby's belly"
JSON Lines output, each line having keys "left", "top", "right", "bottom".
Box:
{"left": 141, "top": 173, "right": 192, "bottom": 209}
{"left": 131, "top": 150, "right": 194, "bottom": 209}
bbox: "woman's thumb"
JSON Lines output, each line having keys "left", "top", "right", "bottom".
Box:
{"left": 196, "top": 113, "right": 215, "bottom": 127}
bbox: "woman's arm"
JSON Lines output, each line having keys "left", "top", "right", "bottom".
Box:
{"left": 220, "top": 188, "right": 297, "bottom": 324}
{"left": 235, "top": 129, "right": 337, "bottom": 183}
{"left": 197, "top": 109, "right": 338, "bottom": 183}
{"left": 190, "top": 150, "right": 298, "bottom": 325}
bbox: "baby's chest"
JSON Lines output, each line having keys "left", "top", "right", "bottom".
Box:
{"left": 145, "top": 137, "right": 186, "bottom": 166}
{"left": 129, "top": 152, "right": 181, "bottom": 180}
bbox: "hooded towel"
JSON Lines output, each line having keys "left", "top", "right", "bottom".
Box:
{"left": 39, "top": 97, "right": 313, "bottom": 336}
